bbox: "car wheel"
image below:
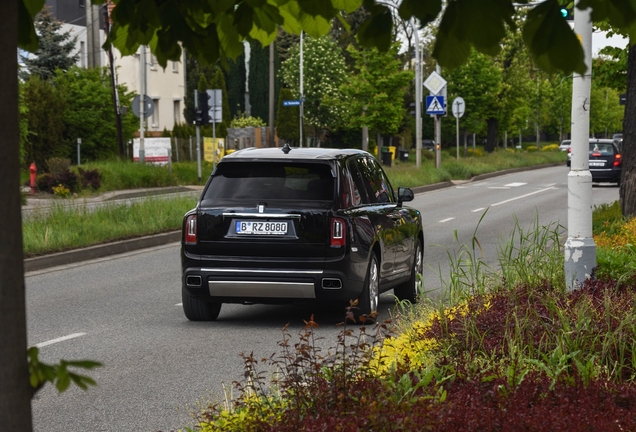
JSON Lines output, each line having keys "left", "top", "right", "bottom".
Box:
{"left": 394, "top": 239, "right": 423, "bottom": 303}
{"left": 182, "top": 287, "right": 222, "bottom": 321}
{"left": 358, "top": 253, "right": 379, "bottom": 320}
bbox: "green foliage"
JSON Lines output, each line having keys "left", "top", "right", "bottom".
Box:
{"left": 18, "top": 82, "right": 30, "bottom": 166}
{"left": 592, "top": 201, "right": 624, "bottom": 236}
{"left": 593, "top": 46, "right": 627, "bottom": 93}
{"left": 540, "top": 144, "right": 559, "bottom": 151}
{"left": 276, "top": 88, "right": 299, "bottom": 142}
{"left": 20, "top": 6, "right": 79, "bottom": 81}
{"left": 53, "top": 67, "right": 137, "bottom": 162}
{"left": 28, "top": 346, "right": 101, "bottom": 395}
{"left": 224, "top": 53, "right": 246, "bottom": 118}
{"left": 280, "top": 35, "right": 348, "bottom": 131}
{"left": 230, "top": 114, "right": 266, "bottom": 128}
{"left": 248, "top": 41, "right": 271, "bottom": 124}
{"left": 23, "top": 74, "right": 67, "bottom": 168}
{"left": 337, "top": 43, "right": 412, "bottom": 136}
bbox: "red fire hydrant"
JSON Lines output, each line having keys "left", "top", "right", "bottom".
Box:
{"left": 29, "top": 162, "right": 37, "bottom": 194}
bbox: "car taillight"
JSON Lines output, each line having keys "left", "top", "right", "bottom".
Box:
{"left": 568, "top": 147, "right": 571, "bottom": 153}
{"left": 185, "top": 215, "right": 197, "bottom": 244}
{"left": 614, "top": 153, "right": 622, "bottom": 167}
{"left": 331, "top": 218, "right": 346, "bottom": 247}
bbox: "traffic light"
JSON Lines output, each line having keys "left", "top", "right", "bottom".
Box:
{"left": 197, "top": 91, "right": 210, "bottom": 124}
{"left": 560, "top": 6, "right": 573, "bottom": 20}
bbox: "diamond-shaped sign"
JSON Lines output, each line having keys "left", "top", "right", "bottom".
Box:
{"left": 424, "top": 71, "right": 447, "bottom": 95}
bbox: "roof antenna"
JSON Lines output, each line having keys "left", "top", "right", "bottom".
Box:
{"left": 281, "top": 143, "right": 291, "bottom": 154}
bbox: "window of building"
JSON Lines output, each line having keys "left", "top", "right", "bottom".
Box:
{"left": 172, "top": 61, "right": 178, "bottom": 73}
{"left": 151, "top": 98, "right": 160, "bottom": 128}
{"left": 173, "top": 100, "right": 181, "bottom": 124}
{"left": 150, "top": 55, "right": 157, "bottom": 70}
{"left": 80, "top": 41, "right": 85, "bottom": 67}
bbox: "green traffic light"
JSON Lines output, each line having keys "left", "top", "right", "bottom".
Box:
{"left": 560, "top": 8, "right": 568, "bottom": 18}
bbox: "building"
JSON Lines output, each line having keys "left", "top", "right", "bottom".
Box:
{"left": 42, "top": 0, "right": 185, "bottom": 134}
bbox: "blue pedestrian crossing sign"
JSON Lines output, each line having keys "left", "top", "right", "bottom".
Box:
{"left": 425, "top": 95, "right": 445, "bottom": 115}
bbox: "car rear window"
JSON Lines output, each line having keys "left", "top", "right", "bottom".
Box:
{"left": 202, "top": 162, "right": 334, "bottom": 202}
{"left": 589, "top": 143, "right": 615, "bottom": 155}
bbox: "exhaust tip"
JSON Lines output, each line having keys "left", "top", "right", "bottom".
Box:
{"left": 322, "top": 278, "right": 342, "bottom": 289}
{"left": 186, "top": 275, "right": 202, "bottom": 287}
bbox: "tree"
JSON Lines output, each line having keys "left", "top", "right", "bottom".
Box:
{"left": 249, "top": 40, "right": 270, "bottom": 123}
{"left": 337, "top": 43, "right": 412, "bottom": 145}
{"left": 276, "top": 88, "right": 300, "bottom": 144}
{"left": 223, "top": 53, "right": 246, "bottom": 119}
{"left": 53, "top": 67, "right": 137, "bottom": 162}
{"left": 9, "top": 0, "right": 636, "bottom": 428}
{"left": 280, "top": 35, "right": 348, "bottom": 134}
{"left": 22, "top": 74, "right": 67, "bottom": 169}
{"left": 20, "top": 7, "right": 78, "bottom": 81}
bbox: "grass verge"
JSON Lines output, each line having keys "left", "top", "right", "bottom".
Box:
{"left": 23, "top": 195, "right": 197, "bottom": 257}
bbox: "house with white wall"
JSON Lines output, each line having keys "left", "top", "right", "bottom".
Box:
{"left": 42, "top": 0, "right": 185, "bottom": 134}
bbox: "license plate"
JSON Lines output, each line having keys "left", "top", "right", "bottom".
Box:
{"left": 236, "top": 220, "right": 288, "bottom": 235}
{"left": 589, "top": 161, "right": 605, "bottom": 167}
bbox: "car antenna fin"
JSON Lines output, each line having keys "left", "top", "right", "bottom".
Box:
{"left": 281, "top": 143, "right": 291, "bottom": 154}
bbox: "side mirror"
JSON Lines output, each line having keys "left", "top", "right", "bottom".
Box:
{"left": 397, "top": 187, "right": 414, "bottom": 205}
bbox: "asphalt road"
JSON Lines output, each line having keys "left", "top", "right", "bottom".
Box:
{"left": 27, "top": 165, "right": 619, "bottom": 432}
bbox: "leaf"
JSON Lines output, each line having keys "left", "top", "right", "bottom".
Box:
{"left": 356, "top": 5, "right": 393, "bottom": 52}
{"left": 523, "top": 0, "right": 586, "bottom": 74}
{"left": 579, "top": 0, "right": 636, "bottom": 40}
{"left": 398, "top": 0, "right": 441, "bottom": 26}
{"left": 18, "top": 0, "right": 45, "bottom": 52}
{"left": 332, "top": 0, "right": 363, "bottom": 14}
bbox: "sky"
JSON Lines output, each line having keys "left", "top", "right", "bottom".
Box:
{"left": 592, "top": 30, "right": 628, "bottom": 57}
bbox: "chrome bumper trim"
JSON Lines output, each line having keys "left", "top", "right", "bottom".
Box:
{"left": 208, "top": 281, "right": 316, "bottom": 298}
{"left": 201, "top": 268, "right": 323, "bottom": 275}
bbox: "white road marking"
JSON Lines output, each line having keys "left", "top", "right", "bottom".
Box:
{"left": 488, "top": 187, "right": 510, "bottom": 189}
{"left": 176, "top": 303, "right": 182, "bottom": 306}
{"left": 491, "top": 187, "right": 556, "bottom": 207}
{"left": 472, "top": 208, "right": 485, "bottom": 213}
{"left": 439, "top": 217, "right": 455, "bottom": 223}
{"left": 35, "top": 332, "right": 86, "bottom": 348}
{"left": 504, "top": 182, "right": 527, "bottom": 187}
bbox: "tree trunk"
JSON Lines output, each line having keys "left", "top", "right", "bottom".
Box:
{"left": 485, "top": 118, "right": 498, "bottom": 153}
{"left": 621, "top": 41, "right": 636, "bottom": 218}
{"left": 0, "top": 2, "right": 33, "bottom": 429}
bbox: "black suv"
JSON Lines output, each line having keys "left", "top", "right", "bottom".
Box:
{"left": 181, "top": 146, "right": 424, "bottom": 321}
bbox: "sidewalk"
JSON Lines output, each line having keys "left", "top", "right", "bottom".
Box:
{"left": 23, "top": 163, "right": 562, "bottom": 273}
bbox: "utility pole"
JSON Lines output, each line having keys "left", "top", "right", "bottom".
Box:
{"left": 565, "top": 0, "right": 594, "bottom": 289}
{"left": 194, "top": 89, "right": 202, "bottom": 183}
{"left": 269, "top": 41, "right": 275, "bottom": 147}
{"left": 86, "top": 1, "right": 102, "bottom": 68}
{"left": 139, "top": 45, "right": 146, "bottom": 163}
{"left": 299, "top": 31, "right": 304, "bottom": 147}
{"left": 103, "top": 6, "right": 124, "bottom": 157}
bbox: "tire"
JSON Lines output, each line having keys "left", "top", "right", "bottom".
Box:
{"left": 182, "top": 287, "right": 222, "bottom": 321}
{"left": 394, "top": 239, "right": 423, "bottom": 303}
{"left": 358, "top": 253, "right": 380, "bottom": 320}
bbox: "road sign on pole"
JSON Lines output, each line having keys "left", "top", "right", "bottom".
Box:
{"left": 423, "top": 71, "right": 447, "bottom": 95}
{"left": 452, "top": 97, "right": 465, "bottom": 118}
{"left": 425, "top": 95, "right": 445, "bottom": 115}
{"left": 283, "top": 100, "right": 301, "bottom": 106}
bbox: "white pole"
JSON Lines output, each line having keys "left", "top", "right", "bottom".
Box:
{"left": 299, "top": 31, "right": 304, "bottom": 148}
{"left": 139, "top": 45, "right": 146, "bottom": 163}
{"left": 456, "top": 115, "right": 460, "bottom": 160}
{"left": 77, "top": 138, "right": 81, "bottom": 165}
{"left": 564, "top": 0, "right": 595, "bottom": 290}
{"left": 413, "top": 18, "right": 421, "bottom": 168}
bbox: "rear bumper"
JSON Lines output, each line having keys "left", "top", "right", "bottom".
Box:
{"left": 182, "top": 263, "right": 365, "bottom": 304}
{"left": 590, "top": 167, "right": 621, "bottom": 183}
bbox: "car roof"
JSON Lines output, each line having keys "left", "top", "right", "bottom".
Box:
{"left": 588, "top": 139, "right": 615, "bottom": 144}
{"left": 222, "top": 146, "right": 370, "bottom": 161}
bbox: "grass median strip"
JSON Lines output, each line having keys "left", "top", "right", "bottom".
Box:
{"left": 23, "top": 196, "right": 198, "bottom": 257}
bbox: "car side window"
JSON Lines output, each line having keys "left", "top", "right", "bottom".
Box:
{"left": 346, "top": 160, "right": 369, "bottom": 206}
{"left": 357, "top": 157, "right": 395, "bottom": 204}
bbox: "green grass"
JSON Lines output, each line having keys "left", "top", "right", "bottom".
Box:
{"left": 385, "top": 147, "right": 566, "bottom": 189}
{"left": 22, "top": 195, "right": 197, "bottom": 257}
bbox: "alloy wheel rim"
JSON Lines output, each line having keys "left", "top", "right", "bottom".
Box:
{"left": 414, "top": 244, "right": 423, "bottom": 296}
{"left": 369, "top": 260, "right": 379, "bottom": 312}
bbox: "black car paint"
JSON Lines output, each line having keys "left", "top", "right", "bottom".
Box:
{"left": 181, "top": 148, "right": 423, "bottom": 314}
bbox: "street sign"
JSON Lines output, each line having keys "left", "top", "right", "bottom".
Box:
{"left": 132, "top": 94, "right": 154, "bottom": 118}
{"left": 423, "top": 71, "right": 447, "bottom": 95}
{"left": 283, "top": 100, "right": 301, "bottom": 106}
{"left": 206, "top": 89, "right": 223, "bottom": 123}
{"left": 425, "top": 95, "right": 445, "bottom": 115}
{"left": 452, "top": 97, "right": 465, "bottom": 118}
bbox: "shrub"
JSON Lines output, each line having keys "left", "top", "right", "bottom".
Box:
{"left": 526, "top": 145, "right": 538, "bottom": 152}
{"left": 78, "top": 167, "right": 101, "bottom": 190}
{"left": 230, "top": 113, "right": 266, "bottom": 128}
{"left": 36, "top": 173, "right": 55, "bottom": 193}
{"left": 466, "top": 147, "right": 484, "bottom": 157}
{"left": 46, "top": 157, "right": 71, "bottom": 177}
{"left": 541, "top": 143, "right": 559, "bottom": 151}
{"left": 52, "top": 184, "right": 71, "bottom": 197}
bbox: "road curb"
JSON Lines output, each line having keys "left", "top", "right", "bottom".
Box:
{"left": 25, "top": 163, "right": 563, "bottom": 272}
{"left": 24, "top": 231, "right": 181, "bottom": 272}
